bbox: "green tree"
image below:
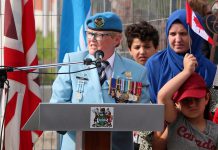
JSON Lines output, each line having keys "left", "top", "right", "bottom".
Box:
{"left": 36, "top": 30, "right": 57, "bottom": 85}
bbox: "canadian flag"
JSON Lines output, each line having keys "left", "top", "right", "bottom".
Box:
{"left": 186, "top": 1, "right": 214, "bottom": 45}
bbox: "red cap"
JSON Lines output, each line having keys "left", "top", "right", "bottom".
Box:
{"left": 213, "top": 108, "right": 218, "bottom": 124}
{"left": 172, "top": 72, "right": 207, "bottom": 102}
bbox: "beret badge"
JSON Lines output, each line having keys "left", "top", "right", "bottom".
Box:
{"left": 94, "top": 17, "right": 105, "bottom": 28}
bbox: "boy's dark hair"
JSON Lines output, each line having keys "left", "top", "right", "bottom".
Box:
{"left": 125, "top": 20, "right": 159, "bottom": 49}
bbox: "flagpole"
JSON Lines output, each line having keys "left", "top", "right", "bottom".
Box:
{"left": 0, "top": 88, "right": 3, "bottom": 126}
{"left": 0, "top": 88, "right": 4, "bottom": 150}
{"left": 0, "top": 71, "right": 7, "bottom": 150}
{"left": 188, "top": 26, "right": 192, "bottom": 54}
{"left": 0, "top": 70, "right": 7, "bottom": 125}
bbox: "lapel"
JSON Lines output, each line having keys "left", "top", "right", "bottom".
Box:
{"left": 102, "top": 52, "right": 126, "bottom": 89}
{"left": 113, "top": 52, "right": 126, "bottom": 78}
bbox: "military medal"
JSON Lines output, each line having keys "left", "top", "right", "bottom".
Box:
{"left": 131, "top": 81, "right": 136, "bottom": 95}
{"left": 76, "top": 92, "right": 82, "bottom": 100}
{"left": 75, "top": 76, "right": 86, "bottom": 102}
{"left": 116, "top": 79, "right": 121, "bottom": 91}
{"left": 120, "top": 79, "right": 124, "bottom": 92}
{"left": 131, "top": 81, "right": 137, "bottom": 101}
{"left": 108, "top": 73, "right": 142, "bottom": 103}
{"left": 127, "top": 80, "right": 133, "bottom": 101}
{"left": 125, "top": 71, "right": 132, "bottom": 80}
{"left": 108, "top": 77, "right": 112, "bottom": 94}
{"left": 109, "top": 78, "right": 116, "bottom": 96}
{"left": 136, "top": 82, "right": 142, "bottom": 96}
{"left": 120, "top": 79, "right": 129, "bottom": 102}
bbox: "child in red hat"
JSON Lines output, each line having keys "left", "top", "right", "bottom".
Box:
{"left": 213, "top": 108, "right": 218, "bottom": 124}
{"left": 158, "top": 53, "right": 218, "bottom": 150}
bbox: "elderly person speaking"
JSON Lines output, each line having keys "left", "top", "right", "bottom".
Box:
{"left": 50, "top": 12, "right": 150, "bottom": 150}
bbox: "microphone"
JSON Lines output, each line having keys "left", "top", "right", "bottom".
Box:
{"left": 83, "top": 58, "right": 93, "bottom": 65}
{"left": 94, "top": 50, "right": 104, "bottom": 68}
{"left": 0, "top": 67, "right": 14, "bottom": 88}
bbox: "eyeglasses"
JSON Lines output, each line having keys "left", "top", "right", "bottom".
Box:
{"left": 86, "top": 31, "right": 114, "bottom": 41}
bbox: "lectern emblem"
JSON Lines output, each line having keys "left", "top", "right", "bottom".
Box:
{"left": 90, "top": 107, "right": 114, "bottom": 128}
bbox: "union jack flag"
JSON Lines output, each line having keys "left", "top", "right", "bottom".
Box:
{"left": 3, "top": 0, "right": 42, "bottom": 149}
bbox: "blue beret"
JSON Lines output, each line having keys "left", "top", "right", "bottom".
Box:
{"left": 86, "top": 12, "right": 123, "bottom": 32}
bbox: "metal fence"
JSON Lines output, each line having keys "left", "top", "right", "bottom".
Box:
{"left": 0, "top": 0, "right": 187, "bottom": 149}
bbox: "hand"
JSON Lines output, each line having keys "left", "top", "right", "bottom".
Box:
{"left": 183, "top": 53, "right": 198, "bottom": 74}
{"left": 133, "top": 131, "right": 139, "bottom": 137}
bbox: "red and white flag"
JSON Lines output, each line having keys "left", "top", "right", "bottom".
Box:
{"left": 3, "top": 0, "right": 42, "bottom": 149}
{"left": 186, "top": 1, "right": 214, "bottom": 45}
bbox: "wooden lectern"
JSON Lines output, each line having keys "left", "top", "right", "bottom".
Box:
{"left": 23, "top": 103, "right": 164, "bottom": 150}
{"left": 83, "top": 131, "right": 111, "bottom": 150}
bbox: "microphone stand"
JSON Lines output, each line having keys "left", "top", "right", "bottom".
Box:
{"left": 0, "top": 57, "right": 97, "bottom": 98}
{"left": 0, "top": 50, "right": 105, "bottom": 149}
{"left": 9, "top": 60, "right": 86, "bottom": 71}
{"left": 0, "top": 58, "right": 98, "bottom": 149}
{"left": 0, "top": 58, "right": 95, "bottom": 99}
{"left": 0, "top": 69, "right": 7, "bottom": 104}
{"left": 0, "top": 69, "right": 7, "bottom": 150}
{"left": 0, "top": 68, "right": 7, "bottom": 121}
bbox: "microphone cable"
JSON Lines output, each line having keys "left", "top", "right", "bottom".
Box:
{"left": 0, "top": 58, "right": 99, "bottom": 75}
{"left": 0, "top": 67, "right": 99, "bottom": 149}
{"left": 0, "top": 64, "right": 97, "bottom": 75}
{"left": 14, "top": 66, "right": 97, "bottom": 75}
{"left": 0, "top": 55, "right": 104, "bottom": 145}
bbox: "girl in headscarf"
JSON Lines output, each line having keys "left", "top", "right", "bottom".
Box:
{"left": 146, "top": 9, "right": 216, "bottom": 104}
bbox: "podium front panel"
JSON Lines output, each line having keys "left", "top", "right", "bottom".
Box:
{"left": 23, "top": 103, "right": 164, "bottom": 131}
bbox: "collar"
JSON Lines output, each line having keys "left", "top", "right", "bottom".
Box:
{"left": 104, "top": 52, "right": 115, "bottom": 78}
{"left": 107, "top": 52, "right": 115, "bottom": 69}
